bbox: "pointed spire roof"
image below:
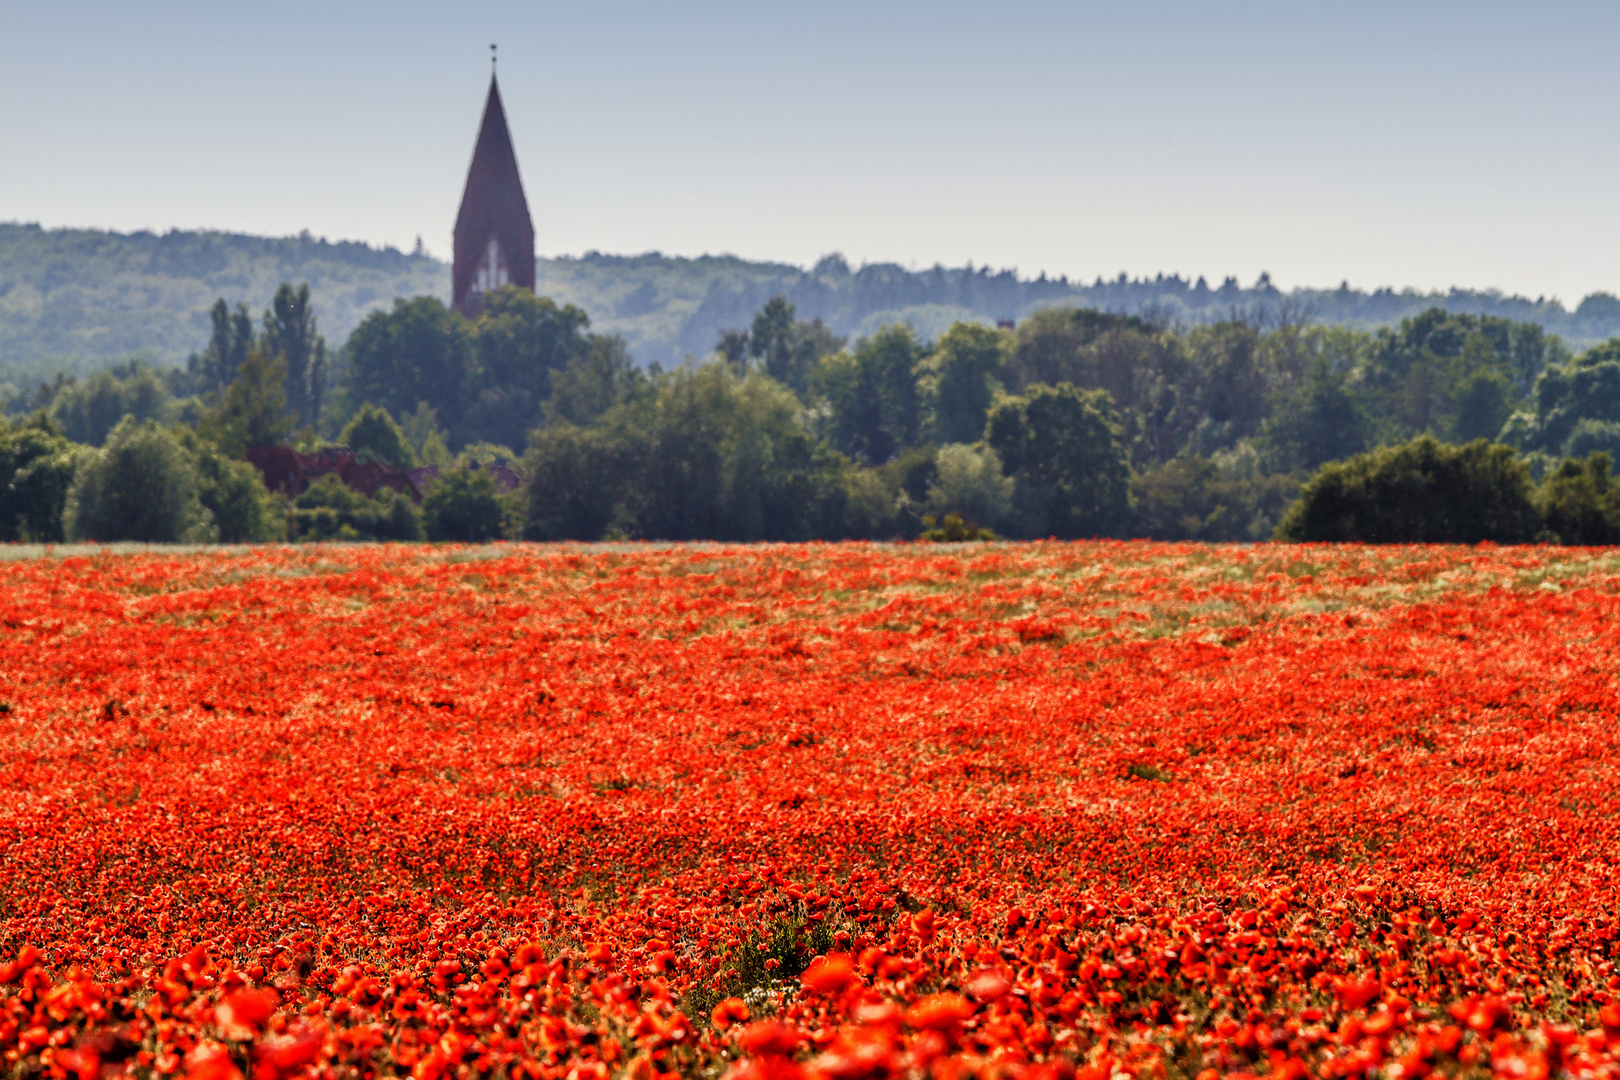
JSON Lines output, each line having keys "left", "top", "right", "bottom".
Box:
{"left": 452, "top": 75, "right": 536, "bottom": 316}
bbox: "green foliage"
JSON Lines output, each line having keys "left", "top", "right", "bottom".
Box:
{"left": 465, "top": 288, "right": 593, "bottom": 450}
{"left": 15, "top": 224, "right": 1620, "bottom": 380}
{"left": 543, "top": 335, "right": 646, "bottom": 427}
{"left": 339, "top": 404, "right": 416, "bottom": 469}
{"left": 66, "top": 418, "right": 215, "bottom": 542}
{"left": 1010, "top": 308, "right": 1197, "bottom": 465}
{"left": 1131, "top": 453, "right": 1298, "bottom": 542}
{"left": 1537, "top": 452, "right": 1620, "bottom": 545}
{"left": 1259, "top": 361, "right": 1371, "bottom": 472}
{"left": 1276, "top": 436, "right": 1539, "bottom": 543}
{"left": 1508, "top": 339, "right": 1620, "bottom": 456}
{"left": 920, "top": 322, "right": 1010, "bottom": 444}
{"left": 421, "top": 467, "right": 519, "bottom": 543}
{"left": 716, "top": 329, "right": 750, "bottom": 372}
{"left": 524, "top": 363, "right": 840, "bottom": 541}
{"left": 533, "top": 293, "right": 1468, "bottom": 543}
{"left": 1261, "top": 323, "right": 1367, "bottom": 388}
{"left": 635, "top": 365, "right": 844, "bottom": 541}
{"left": 1357, "top": 308, "right": 1556, "bottom": 443}
{"left": 174, "top": 429, "right": 285, "bottom": 543}
{"left": 805, "top": 445, "right": 939, "bottom": 542}
{"left": 839, "top": 466, "right": 905, "bottom": 540}
{"left": 920, "top": 512, "right": 997, "bottom": 542}
{"left": 398, "top": 402, "right": 453, "bottom": 467}
{"left": 261, "top": 283, "right": 327, "bottom": 428}
{"left": 202, "top": 346, "right": 293, "bottom": 455}
{"left": 984, "top": 383, "right": 1132, "bottom": 539}
{"left": 1367, "top": 308, "right": 1559, "bottom": 402}
{"left": 1448, "top": 362, "right": 1514, "bottom": 443}
{"left": 198, "top": 455, "right": 285, "bottom": 543}
{"left": 924, "top": 444, "right": 1013, "bottom": 533}
{"left": 0, "top": 225, "right": 444, "bottom": 378}
{"left": 682, "top": 912, "right": 844, "bottom": 1024}
{"left": 189, "top": 300, "right": 255, "bottom": 397}
{"left": 1008, "top": 308, "right": 1153, "bottom": 391}
{"left": 0, "top": 414, "right": 81, "bottom": 542}
{"left": 6, "top": 411, "right": 278, "bottom": 545}
{"left": 734, "top": 296, "right": 844, "bottom": 396}
{"left": 880, "top": 445, "right": 941, "bottom": 507}
{"left": 522, "top": 422, "right": 633, "bottom": 541}
{"left": 813, "top": 325, "right": 923, "bottom": 465}
{"left": 1184, "top": 323, "right": 1270, "bottom": 455}
{"left": 342, "top": 297, "right": 474, "bottom": 445}
{"left": 339, "top": 288, "right": 601, "bottom": 452}
{"left": 456, "top": 442, "right": 522, "bottom": 472}
{"left": 25, "top": 255, "right": 1620, "bottom": 546}
{"left": 1561, "top": 418, "right": 1620, "bottom": 460}
{"left": 291, "top": 474, "right": 422, "bottom": 542}
{"left": 48, "top": 362, "right": 170, "bottom": 447}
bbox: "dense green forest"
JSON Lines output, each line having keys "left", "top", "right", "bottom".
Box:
{"left": 0, "top": 225, "right": 444, "bottom": 384}
{"left": 8, "top": 266, "right": 1620, "bottom": 546}
{"left": 8, "top": 222, "right": 1620, "bottom": 387}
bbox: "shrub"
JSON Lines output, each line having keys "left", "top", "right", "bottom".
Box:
{"left": 340, "top": 404, "right": 417, "bottom": 469}
{"left": 292, "top": 474, "right": 421, "bottom": 542}
{"left": 66, "top": 418, "right": 215, "bottom": 542}
{"left": 920, "top": 512, "right": 996, "bottom": 542}
{"left": 1537, "top": 452, "right": 1620, "bottom": 545}
{"left": 1132, "top": 454, "right": 1298, "bottom": 542}
{"left": 839, "top": 465, "right": 906, "bottom": 540}
{"left": 925, "top": 444, "right": 1012, "bottom": 533}
{"left": 1275, "top": 435, "right": 1538, "bottom": 543}
{"left": 178, "top": 430, "right": 285, "bottom": 543}
{"left": 422, "top": 468, "right": 518, "bottom": 542}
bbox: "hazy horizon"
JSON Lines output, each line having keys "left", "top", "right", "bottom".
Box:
{"left": 6, "top": 2, "right": 1620, "bottom": 304}
{"left": 8, "top": 219, "right": 1612, "bottom": 310}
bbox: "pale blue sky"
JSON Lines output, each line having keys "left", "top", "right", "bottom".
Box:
{"left": 4, "top": 1, "right": 1618, "bottom": 301}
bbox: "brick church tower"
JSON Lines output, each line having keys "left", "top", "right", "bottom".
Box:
{"left": 452, "top": 70, "right": 535, "bottom": 318}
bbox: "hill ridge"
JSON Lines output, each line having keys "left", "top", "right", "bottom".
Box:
{"left": 4, "top": 222, "right": 1619, "bottom": 384}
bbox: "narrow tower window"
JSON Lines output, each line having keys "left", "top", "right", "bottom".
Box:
{"left": 475, "top": 236, "right": 508, "bottom": 293}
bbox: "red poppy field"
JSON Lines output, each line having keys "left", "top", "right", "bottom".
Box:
{"left": 2, "top": 542, "right": 1619, "bottom": 1080}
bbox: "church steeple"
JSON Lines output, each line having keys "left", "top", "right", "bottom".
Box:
{"left": 452, "top": 68, "right": 535, "bottom": 318}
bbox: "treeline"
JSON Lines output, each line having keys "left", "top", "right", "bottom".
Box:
{"left": 11, "top": 223, "right": 1620, "bottom": 377}
{"left": 519, "top": 296, "right": 1620, "bottom": 544}
{"left": 0, "top": 223, "right": 445, "bottom": 380}
{"left": 657, "top": 256, "right": 1620, "bottom": 369}
{"left": 9, "top": 278, "right": 1620, "bottom": 546}
{"left": 0, "top": 284, "right": 526, "bottom": 544}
